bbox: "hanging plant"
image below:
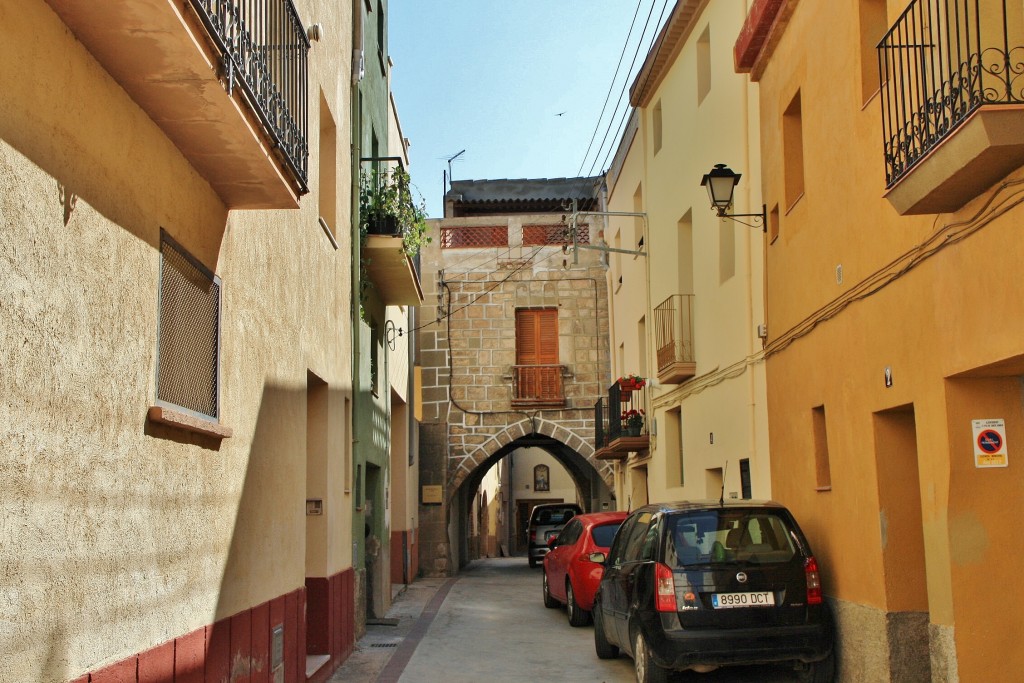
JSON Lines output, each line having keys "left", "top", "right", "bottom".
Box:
{"left": 359, "top": 166, "right": 431, "bottom": 258}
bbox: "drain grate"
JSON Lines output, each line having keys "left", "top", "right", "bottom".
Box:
{"left": 371, "top": 643, "right": 399, "bottom": 648}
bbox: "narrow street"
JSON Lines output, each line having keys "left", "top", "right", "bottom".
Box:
{"left": 332, "top": 558, "right": 804, "bottom": 683}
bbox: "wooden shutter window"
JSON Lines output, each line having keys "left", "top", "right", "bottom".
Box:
{"left": 515, "top": 309, "right": 563, "bottom": 405}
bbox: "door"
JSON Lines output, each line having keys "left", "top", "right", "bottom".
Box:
{"left": 515, "top": 308, "right": 560, "bottom": 401}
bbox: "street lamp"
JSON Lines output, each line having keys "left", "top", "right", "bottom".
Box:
{"left": 700, "top": 163, "right": 767, "bottom": 232}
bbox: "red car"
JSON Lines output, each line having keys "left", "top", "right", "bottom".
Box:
{"left": 542, "top": 511, "right": 628, "bottom": 627}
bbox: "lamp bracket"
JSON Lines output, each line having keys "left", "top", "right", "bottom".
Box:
{"left": 715, "top": 204, "right": 768, "bottom": 233}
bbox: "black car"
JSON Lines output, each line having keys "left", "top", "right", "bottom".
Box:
{"left": 591, "top": 500, "right": 834, "bottom": 683}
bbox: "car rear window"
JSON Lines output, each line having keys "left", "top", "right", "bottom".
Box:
{"left": 532, "top": 506, "right": 578, "bottom": 525}
{"left": 590, "top": 522, "right": 622, "bottom": 548}
{"left": 666, "top": 509, "right": 797, "bottom": 566}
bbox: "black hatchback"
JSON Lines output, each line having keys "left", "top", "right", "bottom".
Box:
{"left": 591, "top": 501, "right": 834, "bottom": 683}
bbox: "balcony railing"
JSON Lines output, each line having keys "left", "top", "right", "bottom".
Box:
{"left": 511, "top": 365, "right": 566, "bottom": 407}
{"left": 879, "top": 0, "right": 1024, "bottom": 188}
{"left": 594, "top": 381, "right": 649, "bottom": 458}
{"left": 190, "top": 0, "right": 309, "bottom": 190}
{"left": 654, "top": 294, "right": 696, "bottom": 384}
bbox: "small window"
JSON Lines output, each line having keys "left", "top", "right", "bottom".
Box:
{"left": 783, "top": 91, "right": 805, "bottom": 208}
{"left": 697, "top": 26, "right": 711, "bottom": 103}
{"left": 157, "top": 230, "right": 221, "bottom": 420}
{"left": 652, "top": 100, "right": 663, "bottom": 154}
{"left": 859, "top": 0, "right": 888, "bottom": 104}
{"left": 370, "top": 317, "right": 380, "bottom": 396}
{"left": 813, "top": 405, "right": 832, "bottom": 489}
{"left": 739, "top": 458, "right": 752, "bottom": 499}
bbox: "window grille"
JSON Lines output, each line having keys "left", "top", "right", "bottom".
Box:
{"left": 440, "top": 225, "right": 508, "bottom": 248}
{"left": 157, "top": 231, "right": 222, "bottom": 420}
{"left": 522, "top": 223, "right": 589, "bottom": 246}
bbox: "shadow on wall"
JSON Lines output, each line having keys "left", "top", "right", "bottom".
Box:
{"left": 0, "top": 0, "right": 229, "bottom": 263}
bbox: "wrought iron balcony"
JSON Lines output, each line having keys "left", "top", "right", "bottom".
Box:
{"left": 654, "top": 294, "right": 696, "bottom": 384}
{"left": 45, "top": 0, "right": 309, "bottom": 209}
{"left": 511, "top": 365, "right": 566, "bottom": 407}
{"left": 879, "top": 0, "right": 1024, "bottom": 214}
{"left": 594, "top": 381, "right": 649, "bottom": 459}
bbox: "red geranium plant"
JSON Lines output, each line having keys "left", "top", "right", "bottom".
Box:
{"left": 617, "top": 374, "right": 646, "bottom": 390}
{"left": 621, "top": 408, "right": 645, "bottom": 430}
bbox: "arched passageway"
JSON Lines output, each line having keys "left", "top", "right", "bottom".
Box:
{"left": 431, "top": 418, "right": 615, "bottom": 572}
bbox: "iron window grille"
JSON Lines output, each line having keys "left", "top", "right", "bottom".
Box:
{"left": 157, "top": 230, "right": 222, "bottom": 421}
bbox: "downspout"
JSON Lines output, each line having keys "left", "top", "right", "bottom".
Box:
{"left": 351, "top": 6, "right": 363, "bottom": 560}
{"left": 741, "top": 0, "right": 758, "bottom": 494}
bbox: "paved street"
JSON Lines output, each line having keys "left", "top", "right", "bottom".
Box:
{"left": 331, "top": 557, "right": 802, "bottom": 682}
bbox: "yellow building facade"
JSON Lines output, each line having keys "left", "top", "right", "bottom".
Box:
{"left": 604, "top": 0, "right": 770, "bottom": 509}
{"left": 738, "top": 0, "right": 1024, "bottom": 679}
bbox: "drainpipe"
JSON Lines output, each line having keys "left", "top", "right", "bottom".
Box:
{"left": 741, "top": 0, "right": 758, "bottom": 494}
{"left": 351, "top": 21, "right": 363, "bottom": 568}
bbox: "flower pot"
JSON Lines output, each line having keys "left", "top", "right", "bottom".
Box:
{"left": 627, "top": 425, "right": 642, "bottom": 437}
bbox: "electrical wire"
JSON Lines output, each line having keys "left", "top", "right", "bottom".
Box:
{"left": 576, "top": 0, "right": 649, "bottom": 178}
{"left": 653, "top": 178, "right": 1024, "bottom": 406}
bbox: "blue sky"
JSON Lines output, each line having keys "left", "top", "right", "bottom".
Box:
{"left": 389, "top": 1, "right": 672, "bottom": 218}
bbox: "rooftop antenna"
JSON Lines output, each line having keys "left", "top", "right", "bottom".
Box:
{"left": 719, "top": 461, "right": 729, "bottom": 506}
{"left": 445, "top": 149, "right": 465, "bottom": 192}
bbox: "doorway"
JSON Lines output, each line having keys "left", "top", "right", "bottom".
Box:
{"left": 872, "top": 405, "right": 930, "bottom": 679}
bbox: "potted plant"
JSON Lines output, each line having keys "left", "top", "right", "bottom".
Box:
{"left": 621, "top": 408, "right": 645, "bottom": 436}
{"left": 617, "top": 374, "right": 646, "bottom": 396}
{"left": 359, "top": 166, "right": 431, "bottom": 258}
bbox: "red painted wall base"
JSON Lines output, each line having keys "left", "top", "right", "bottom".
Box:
{"left": 72, "top": 567, "right": 356, "bottom": 683}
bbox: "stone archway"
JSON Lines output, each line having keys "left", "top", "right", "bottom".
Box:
{"left": 419, "top": 415, "right": 616, "bottom": 575}
{"left": 446, "top": 416, "right": 614, "bottom": 495}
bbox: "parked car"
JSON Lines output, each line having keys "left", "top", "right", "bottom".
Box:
{"left": 591, "top": 500, "right": 835, "bottom": 683}
{"left": 526, "top": 502, "right": 582, "bottom": 568}
{"left": 542, "top": 511, "right": 628, "bottom": 626}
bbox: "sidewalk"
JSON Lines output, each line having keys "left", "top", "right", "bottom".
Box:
{"left": 327, "top": 577, "right": 454, "bottom": 683}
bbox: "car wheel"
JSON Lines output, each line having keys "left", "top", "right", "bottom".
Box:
{"left": 528, "top": 555, "right": 538, "bottom": 569}
{"left": 566, "top": 581, "right": 590, "bottom": 627}
{"left": 634, "top": 630, "right": 668, "bottom": 683}
{"left": 593, "top": 600, "right": 619, "bottom": 660}
{"left": 542, "top": 571, "right": 559, "bottom": 608}
{"left": 797, "top": 650, "right": 836, "bottom": 683}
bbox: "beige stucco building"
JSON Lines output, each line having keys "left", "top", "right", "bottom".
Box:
{"left": 0, "top": 1, "right": 373, "bottom": 681}
{"left": 737, "top": 0, "right": 1024, "bottom": 679}
{"left": 602, "top": 0, "right": 770, "bottom": 509}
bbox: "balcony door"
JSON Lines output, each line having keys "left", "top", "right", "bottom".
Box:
{"left": 515, "top": 308, "right": 562, "bottom": 404}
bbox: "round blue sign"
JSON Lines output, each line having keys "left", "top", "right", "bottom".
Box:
{"left": 977, "top": 429, "right": 1002, "bottom": 454}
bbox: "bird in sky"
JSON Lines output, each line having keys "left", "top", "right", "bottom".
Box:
{"left": 555, "top": 111, "right": 566, "bottom": 117}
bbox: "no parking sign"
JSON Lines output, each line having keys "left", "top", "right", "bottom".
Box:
{"left": 972, "top": 419, "right": 1008, "bottom": 468}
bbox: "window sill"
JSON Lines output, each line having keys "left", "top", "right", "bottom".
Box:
{"left": 814, "top": 485, "right": 832, "bottom": 493}
{"left": 148, "top": 405, "right": 233, "bottom": 439}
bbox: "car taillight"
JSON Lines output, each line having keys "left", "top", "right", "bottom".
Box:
{"left": 805, "top": 556, "right": 822, "bottom": 605}
{"left": 529, "top": 530, "right": 536, "bottom": 543}
{"left": 655, "top": 562, "right": 677, "bottom": 612}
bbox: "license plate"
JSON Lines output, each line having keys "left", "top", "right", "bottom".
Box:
{"left": 712, "top": 592, "right": 775, "bottom": 608}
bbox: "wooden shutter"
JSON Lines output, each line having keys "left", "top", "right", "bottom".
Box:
{"left": 515, "top": 309, "right": 561, "bottom": 402}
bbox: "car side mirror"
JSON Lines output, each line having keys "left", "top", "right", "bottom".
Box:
{"left": 547, "top": 537, "right": 559, "bottom": 549}
{"left": 588, "top": 551, "right": 607, "bottom": 565}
